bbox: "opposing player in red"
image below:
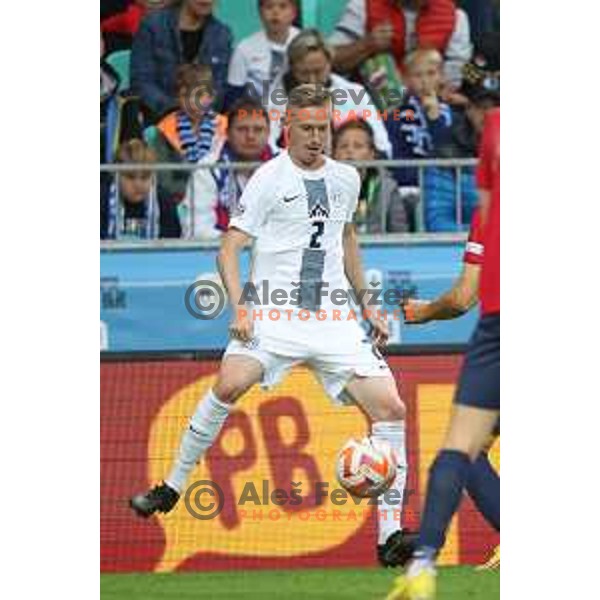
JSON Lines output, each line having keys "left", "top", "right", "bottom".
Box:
{"left": 401, "top": 208, "right": 500, "bottom": 571}
{"left": 387, "top": 108, "right": 500, "bottom": 600}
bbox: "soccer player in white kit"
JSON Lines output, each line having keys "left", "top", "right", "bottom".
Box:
{"left": 131, "top": 84, "right": 415, "bottom": 565}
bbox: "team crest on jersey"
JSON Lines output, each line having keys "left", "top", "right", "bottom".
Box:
{"left": 304, "top": 179, "right": 330, "bottom": 220}
{"left": 309, "top": 202, "right": 329, "bottom": 219}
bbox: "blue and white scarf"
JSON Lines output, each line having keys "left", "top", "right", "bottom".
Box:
{"left": 176, "top": 109, "right": 217, "bottom": 163}
{"left": 210, "top": 143, "right": 239, "bottom": 216}
{"left": 106, "top": 180, "right": 159, "bottom": 240}
{"left": 400, "top": 94, "right": 453, "bottom": 157}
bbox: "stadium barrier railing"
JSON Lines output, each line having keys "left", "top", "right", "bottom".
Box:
{"left": 100, "top": 158, "right": 478, "bottom": 238}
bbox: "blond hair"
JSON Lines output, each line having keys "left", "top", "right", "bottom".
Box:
{"left": 404, "top": 48, "right": 443, "bottom": 72}
{"left": 287, "top": 29, "right": 333, "bottom": 67}
{"left": 287, "top": 83, "right": 331, "bottom": 111}
{"left": 174, "top": 63, "right": 214, "bottom": 93}
{"left": 115, "top": 139, "right": 157, "bottom": 165}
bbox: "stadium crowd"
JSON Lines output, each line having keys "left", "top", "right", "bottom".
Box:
{"left": 101, "top": 0, "right": 499, "bottom": 240}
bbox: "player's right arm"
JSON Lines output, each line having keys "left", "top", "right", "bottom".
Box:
{"left": 217, "top": 160, "right": 276, "bottom": 342}
{"left": 402, "top": 209, "right": 484, "bottom": 324}
{"left": 402, "top": 262, "right": 480, "bottom": 324}
{"left": 217, "top": 227, "right": 254, "bottom": 342}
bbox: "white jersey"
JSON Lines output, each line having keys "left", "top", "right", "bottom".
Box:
{"left": 229, "top": 152, "right": 365, "bottom": 355}
{"left": 227, "top": 28, "right": 300, "bottom": 101}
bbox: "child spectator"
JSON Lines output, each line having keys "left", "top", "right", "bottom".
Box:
{"left": 227, "top": 0, "right": 300, "bottom": 109}
{"left": 181, "top": 98, "right": 275, "bottom": 239}
{"left": 386, "top": 48, "right": 453, "bottom": 187}
{"left": 423, "top": 32, "right": 499, "bottom": 231}
{"left": 131, "top": 0, "right": 232, "bottom": 120}
{"left": 150, "top": 64, "right": 227, "bottom": 204}
{"left": 333, "top": 119, "right": 414, "bottom": 233}
{"left": 101, "top": 139, "right": 181, "bottom": 239}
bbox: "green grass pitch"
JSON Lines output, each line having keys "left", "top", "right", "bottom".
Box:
{"left": 101, "top": 566, "right": 499, "bottom": 599}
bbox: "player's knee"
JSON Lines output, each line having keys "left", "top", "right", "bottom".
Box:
{"left": 481, "top": 433, "right": 496, "bottom": 454}
{"left": 213, "top": 379, "right": 245, "bottom": 405}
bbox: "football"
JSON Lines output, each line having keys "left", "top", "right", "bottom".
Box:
{"left": 335, "top": 437, "right": 397, "bottom": 498}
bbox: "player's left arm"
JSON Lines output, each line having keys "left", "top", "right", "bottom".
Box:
{"left": 342, "top": 222, "right": 389, "bottom": 347}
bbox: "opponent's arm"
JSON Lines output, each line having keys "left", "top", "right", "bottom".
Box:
{"left": 217, "top": 227, "right": 254, "bottom": 342}
{"left": 343, "top": 222, "right": 388, "bottom": 346}
{"left": 402, "top": 262, "right": 480, "bottom": 324}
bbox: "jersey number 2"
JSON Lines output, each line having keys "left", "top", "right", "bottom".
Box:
{"left": 309, "top": 222, "right": 325, "bottom": 248}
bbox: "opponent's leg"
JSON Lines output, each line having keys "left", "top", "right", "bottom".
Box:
{"left": 409, "top": 407, "right": 499, "bottom": 574}
{"left": 344, "top": 374, "right": 415, "bottom": 566}
{"left": 386, "top": 313, "right": 500, "bottom": 598}
{"left": 467, "top": 451, "right": 500, "bottom": 532}
{"left": 386, "top": 406, "right": 499, "bottom": 600}
{"left": 130, "top": 355, "right": 263, "bottom": 517}
{"left": 468, "top": 435, "right": 501, "bottom": 570}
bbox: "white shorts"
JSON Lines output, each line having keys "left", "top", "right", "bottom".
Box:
{"left": 224, "top": 335, "right": 392, "bottom": 405}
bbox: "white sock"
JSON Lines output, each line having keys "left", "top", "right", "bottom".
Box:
{"left": 165, "top": 389, "right": 231, "bottom": 493}
{"left": 372, "top": 420, "right": 408, "bottom": 545}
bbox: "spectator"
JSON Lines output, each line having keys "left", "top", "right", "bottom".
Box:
{"left": 330, "top": 0, "right": 472, "bottom": 89}
{"left": 443, "top": 31, "right": 499, "bottom": 107}
{"left": 150, "top": 64, "right": 228, "bottom": 204}
{"left": 181, "top": 98, "right": 275, "bottom": 238}
{"left": 101, "top": 33, "right": 145, "bottom": 163}
{"left": 385, "top": 48, "right": 453, "bottom": 187}
{"left": 270, "top": 29, "right": 392, "bottom": 156}
{"left": 457, "top": 0, "right": 500, "bottom": 39}
{"left": 101, "top": 46, "right": 120, "bottom": 161}
{"left": 101, "top": 1, "right": 173, "bottom": 52}
{"left": 227, "top": 0, "right": 300, "bottom": 109}
{"left": 102, "top": 0, "right": 130, "bottom": 20}
{"left": 423, "top": 31, "right": 499, "bottom": 231}
{"left": 101, "top": 139, "right": 181, "bottom": 239}
{"left": 131, "top": 0, "right": 232, "bottom": 120}
{"left": 333, "top": 119, "right": 414, "bottom": 232}
{"left": 101, "top": 35, "right": 120, "bottom": 104}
